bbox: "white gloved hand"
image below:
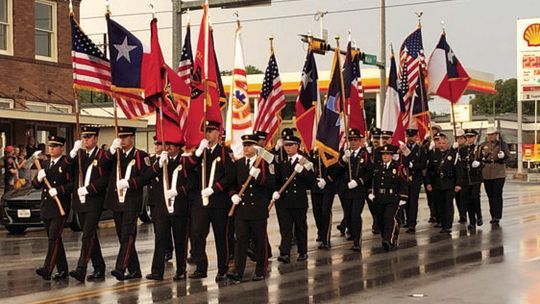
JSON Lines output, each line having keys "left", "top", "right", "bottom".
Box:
{"left": 366, "top": 146, "right": 373, "bottom": 154}
{"left": 317, "top": 178, "right": 326, "bottom": 189}
{"left": 399, "top": 200, "right": 407, "bottom": 206}
{"left": 497, "top": 151, "right": 505, "bottom": 159}
{"left": 37, "top": 169, "right": 46, "bottom": 182}
{"left": 294, "top": 163, "right": 304, "bottom": 173}
{"left": 195, "top": 139, "right": 209, "bottom": 157}
{"left": 231, "top": 194, "right": 241, "bottom": 205}
{"left": 392, "top": 154, "right": 400, "bottom": 161}
{"left": 342, "top": 150, "right": 352, "bottom": 163}
{"left": 429, "top": 141, "right": 436, "bottom": 151}
{"left": 249, "top": 167, "right": 261, "bottom": 179}
{"left": 304, "top": 161, "right": 314, "bottom": 171}
{"left": 166, "top": 189, "right": 178, "bottom": 200}
{"left": 110, "top": 138, "right": 122, "bottom": 155}
{"left": 272, "top": 191, "right": 280, "bottom": 201}
{"left": 452, "top": 142, "right": 459, "bottom": 149}
{"left": 77, "top": 186, "right": 89, "bottom": 196}
{"left": 471, "top": 160, "right": 480, "bottom": 168}
{"left": 399, "top": 144, "right": 411, "bottom": 157}
{"left": 275, "top": 138, "right": 284, "bottom": 150}
{"left": 368, "top": 193, "right": 375, "bottom": 201}
{"left": 70, "top": 140, "right": 83, "bottom": 158}
{"left": 48, "top": 187, "right": 58, "bottom": 197}
{"left": 409, "top": 162, "right": 414, "bottom": 169}
{"left": 116, "top": 179, "right": 130, "bottom": 190}
{"left": 158, "top": 151, "right": 169, "bottom": 168}
{"left": 201, "top": 187, "right": 214, "bottom": 197}
{"left": 348, "top": 180, "right": 358, "bottom": 189}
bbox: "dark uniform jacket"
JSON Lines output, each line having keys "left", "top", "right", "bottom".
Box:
{"left": 231, "top": 156, "right": 275, "bottom": 220}
{"left": 275, "top": 155, "right": 316, "bottom": 209}
{"left": 426, "top": 148, "right": 458, "bottom": 190}
{"left": 372, "top": 161, "right": 408, "bottom": 204}
{"left": 32, "top": 155, "right": 74, "bottom": 219}
{"left": 336, "top": 147, "right": 373, "bottom": 199}
{"left": 67, "top": 148, "right": 112, "bottom": 213}
{"left": 104, "top": 148, "right": 151, "bottom": 212}
{"left": 404, "top": 143, "right": 427, "bottom": 182}
{"left": 309, "top": 150, "right": 338, "bottom": 194}
{"left": 456, "top": 144, "right": 483, "bottom": 187}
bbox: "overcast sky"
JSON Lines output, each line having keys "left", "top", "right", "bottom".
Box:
{"left": 80, "top": 0, "right": 540, "bottom": 80}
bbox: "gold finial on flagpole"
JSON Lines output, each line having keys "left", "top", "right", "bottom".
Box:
{"left": 69, "top": 0, "right": 74, "bottom": 16}
{"left": 150, "top": 0, "right": 156, "bottom": 19}
{"left": 441, "top": 21, "right": 446, "bottom": 35}
{"left": 415, "top": 12, "right": 423, "bottom": 28}
{"left": 105, "top": 0, "right": 111, "bottom": 17}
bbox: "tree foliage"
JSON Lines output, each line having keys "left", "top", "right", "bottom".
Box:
{"left": 470, "top": 78, "right": 535, "bottom": 115}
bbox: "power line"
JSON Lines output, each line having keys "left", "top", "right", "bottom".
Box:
{"left": 85, "top": 0, "right": 464, "bottom": 36}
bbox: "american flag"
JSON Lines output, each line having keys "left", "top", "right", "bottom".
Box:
{"left": 253, "top": 53, "right": 285, "bottom": 146}
{"left": 71, "top": 15, "right": 153, "bottom": 120}
{"left": 398, "top": 28, "right": 426, "bottom": 128}
{"left": 176, "top": 24, "right": 193, "bottom": 131}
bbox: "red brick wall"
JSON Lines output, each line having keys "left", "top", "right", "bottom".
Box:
{"left": 0, "top": 0, "right": 81, "bottom": 105}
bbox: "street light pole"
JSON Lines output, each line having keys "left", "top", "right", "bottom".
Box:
{"left": 172, "top": 0, "right": 182, "bottom": 69}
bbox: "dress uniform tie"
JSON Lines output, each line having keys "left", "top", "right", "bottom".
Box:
{"left": 246, "top": 158, "right": 250, "bottom": 168}
{"left": 50, "top": 160, "right": 55, "bottom": 169}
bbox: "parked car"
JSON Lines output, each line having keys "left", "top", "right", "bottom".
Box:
{"left": 1, "top": 184, "right": 153, "bottom": 234}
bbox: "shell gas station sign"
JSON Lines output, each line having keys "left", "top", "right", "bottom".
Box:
{"left": 517, "top": 19, "right": 540, "bottom": 101}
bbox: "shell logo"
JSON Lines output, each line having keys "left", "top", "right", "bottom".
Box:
{"left": 524, "top": 23, "right": 540, "bottom": 47}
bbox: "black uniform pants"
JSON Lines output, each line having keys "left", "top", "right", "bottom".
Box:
{"left": 406, "top": 179, "right": 422, "bottom": 228}
{"left": 311, "top": 191, "right": 335, "bottom": 244}
{"left": 374, "top": 201, "right": 399, "bottom": 245}
{"left": 276, "top": 208, "right": 308, "bottom": 256}
{"left": 234, "top": 218, "right": 268, "bottom": 278}
{"left": 113, "top": 210, "right": 140, "bottom": 273}
{"left": 365, "top": 196, "right": 379, "bottom": 232}
{"left": 338, "top": 193, "right": 351, "bottom": 233}
{"left": 344, "top": 195, "right": 366, "bottom": 247}
{"left": 425, "top": 182, "right": 438, "bottom": 221}
{"left": 43, "top": 216, "right": 68, "bottom": 275}
{"left": 76, "top": 210, "right": 105, "bottom": 272}
{"left": 434, "top": 188, "right": 454, "bottom": 230}
{"left": 462, "top": 183, "right": 482, "bottom": 225}
{"left": 484, "top": 178, "right": 505, "bottom": 220}
{"left": 455, "top": 189, "right": 466, "bottom": 219}
{"left": 190, "top": 206, "right": 230, "bottom": 274}
{"left": 151, "top": 214, "right": 189, "bottom": 276}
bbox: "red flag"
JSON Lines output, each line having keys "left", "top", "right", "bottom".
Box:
{"left": 342, "top": 42, "right": 367, "bottom": 143}
{"left": 141, "top": 18, "right": 165, "bottom": 99}
{"left": 294, "top": 50, "right": 319, "bottom": 151}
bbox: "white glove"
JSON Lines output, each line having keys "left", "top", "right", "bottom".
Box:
{"left": 368, "top": 193, "right": 375, "bottom": 200}
{"left": 249, "top": 167, "right": 261, "bottom": 179}
{"left": 304, "top": 161, "right": 314, "bottom": 171}
{"left": 77, "top": 186, "right": 89, "bottom": 196}
{"left": 317, "top": 178, "right": 326, "bottom": 189}
{"left": 272, "top": 191, "right": 280, "bottom": 201}
{"left": 231, "top": 194, "right": 241, "bottom": 205}
{"left": 399, "top": 144, "right": 411, "bottom": 157}
{"left": 48, "top": 187, "right": 58, "bottom": 197}
{"left": 348, "top": 180, "right": 358, "bottom": 189}
{"left": 116, "top": 179, "right": 129, "bottom": 190}
{"left": 32, "top": 151, "right": 42, "bottom": 158}
{"left": 399, "top": 200, "right": 407, "bottom": 206}
{"left": 392, "top": 154, "right": 400, "bottom": 161}
{"left": 166, "top": 189, "right": 178, "bottom": 200}
{"left": 471, "top": 160, "right": 480, "bottom": 168}
{"left": 110, "top": 138, "right": 121, "bottom": 155}
{"left": 37, "top": 169, "right": 46, "bottom": 182}
{"left": 158, "top": 151, "right": 168, "bottom": 168}
{"left": 429, "top": 141, "right": 435, "bottom": 151}
{"left": 497, "top": 151, "right": 505, "bottom": 159}
{"left": 195, "top": 139, "right": 209, "bottom": 157}
{"left": 409, "top": 162, "right": 414, "bottom": 169}
{"left": 452, "top": 142, "right": 459, "bottom": 149}
{"left": 366, "top": 146, "right": 372, "bottom": 154}
{"left": 275, "top": 138, "right": 284, "bottom": 150}
{"left": 70, "top": 140, "right": 83, "bottom": 158}
{"left": 342, "top": 150, "right": 351, "bottom": 162}
{"left": 201, "top": 187, "right": 214, "bottom": 197}
{"left": 294, "top": 163, "right": 304, "bottom": 173}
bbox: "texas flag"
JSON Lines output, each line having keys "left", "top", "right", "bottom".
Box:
{"left": 428, "top": 33, "right": 470, "bottom": 104}
{"left": 381, "top": 50, "right": 406, "bottom": 144}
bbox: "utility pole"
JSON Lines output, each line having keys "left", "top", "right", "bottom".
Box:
{"left": 172, "top": 0, "right": 182, "bottom": 69}
{"left": 377, "top": 0, "right": 386, "bottom": 128}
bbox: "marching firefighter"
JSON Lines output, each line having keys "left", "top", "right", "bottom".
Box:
{"left": 402, "top": 129, "right": 427, "bottom": 233}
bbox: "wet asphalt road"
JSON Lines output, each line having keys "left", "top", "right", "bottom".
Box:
{"left": 1, "top": 180, "right": 539, "bottom": 304}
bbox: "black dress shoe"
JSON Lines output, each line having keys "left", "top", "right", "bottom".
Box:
{"left": 434, "top": 223, "right": 442, "bottom": 228}
{"left": 188, "top": 271, "right": 207, "bottom": 279}
{"left": 350, "top": 245, "right": 361, "bottom": 252}
{"left": 173, "top": 272, "right": 186, "bottom": 281}
{"left": 69, "top": 269, "right": 86, "bottom": 283}
{"left": 467, "top": 224, "right": 476, "bottom": 231}
{"left": 440, "top": 228, "right": 452, "bottom": 234}
{"left": 111, "top": 269, "right": 125, "bottom": 281}
{"left": 215, "top": 273, "right": 227, "bottom": 282}
{"left": 165, "top": 251, "right": 173, "bottom": 262}
{"left": 318, "top": 242, "right": 330, "bottom": 250}
{"left": 477, "top": 218, "right": 483, "bottom": 226}
{"left": 252, "top": 274, "right": 265, "bottom": 281}
{"left": 297, "top": 254, "right": 308, "bottom": 261}
{"left": 316, "top": 237, "right": 322, "bottom": 242}
{"left": 277, "top": 255, "right": 290, "bottom": 264}
{"left": 428, "top": 217, "right": 436, "bottom": 223}
{"left": 125, "top": 271, "right": 142, "bottom": 280}
{"left": 337, "top": 225, "right": 346, "bottom": 236}
{"left": 86, "top": 270, "right": 105, "bottom": 281}
{"left": 226, "top": 273, "right": 242, "bottom": 283}
{"left": 36, "top": 267, "right": 51, "bottom": 280}
{"left": 459, "top": 217, "right": 467, "bottom": 223}
{"left": 146, "top": 273, "right": 163, "bottom": 281}
{"left": 406, "top": 227, "right": 416, "bottom": 234}
{"left": 382, "top": 241, "right": 390, "bottom": 252}
{"left": 372, "top": 229, "right": 380, "bottom": 235}
{"left": 52, "top": 271, "right": 69, "bottom": 281}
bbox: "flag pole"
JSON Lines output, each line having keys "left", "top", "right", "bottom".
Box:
{"left": 441, "top": 23, "right": 458, "bottom": 139}
{"left": 202, "top": 1, "right": 209, "bottom": 193}
{"left": 416, "top": 17, "right": 433, "bottom": 142}
{"left": 266, "top": 35, "right": 280, "bottom": 150}
{"left": 310, "top": 35, "right": 322, "bottom": 179}
{"left": 336, "top": 36, "right": 352, "bottom": 180}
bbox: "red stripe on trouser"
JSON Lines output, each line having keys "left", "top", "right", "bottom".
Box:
{"left": 326, "top": 210, "right": 333, "bottom": 244}
{"left": 48, "top": 218, "right": 66, "bottom": 274}
{"left": 122, "top": 224, "right": 136, "bottom": 270}
{"left": 390, "top": 205, "right": 400, "bottom": 245}
{"left": 263, "top": 228, "right": 269, "bottom": 275}
{"left": 183, "top": 218, "right": 190, "bottom": 270}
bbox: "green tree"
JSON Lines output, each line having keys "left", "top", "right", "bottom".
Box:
{"left": 470, "top": 78, "right": 535, "bottom": 115}
{"left": 78, "top": 90, "right": 109, "bottom": 104}
{"left": 221, "top": 65, "right": 263, "bottom": 76}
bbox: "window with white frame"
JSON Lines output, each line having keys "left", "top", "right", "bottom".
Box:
{"left": 0, "top": 98, "right": 13, "bottom": 109}
{"left": 35, "top": 0, "right": 56, "bottom": 61}
{"left": 0, "top": 0, "right": 12, "bottom": 55}
{"left": 25, "top": 101, "right": 47, "bottom": 112}
{"left": 47, "top": 103, "right": 71, "bottom": 114}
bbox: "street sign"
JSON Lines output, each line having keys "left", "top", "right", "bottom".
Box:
{"left": 362, "top": 54, "right": 378, "bottom": 66}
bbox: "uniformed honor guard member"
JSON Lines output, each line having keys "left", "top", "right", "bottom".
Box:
{"left": 105, "top": 127, "right": 150, "bottom": 281}
{"left": 273, "top": 128, "right": 295, "bottom": 163}
{"left": 272, "top": 134, "right": 316, "bottom": 263}
{"left": 401, "top": 129, "right": 427, "bottom": 233}
{"left": 145, "top": 140, "right": 193, "bottom": 281}
{"left": 423, "top": 125, "right": 442, "bottom": 224}
{"left": 365, "top": 127, "right": 383, "bottom": 234}
{"left": 452, "top": 129, "right": 468, "bottom": 223}
{"left": 227, "top": 134, "right": 275, "bottom": 283}
{"left": 67, "top": 126, "right": 111, "bottom": 282}
{"left": 33, "top": 136, "right": 73, "bottom": 281}
{"left": 425, "top": 132, "right": 458, "bottom": 233}
{"left": 338, "top": 129, "right": 373, "bottom": 251}
{"left": 370, "top": 144, "right": 408, "bottom": 251}
{"left": 479, "top": 127, "right": 509, "bottom": 225}
{"left": 456, "top": 129, "right": 484, "bottom": 231}
{"left": 189, "top": 120, "right": 235, "bottom": 282}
